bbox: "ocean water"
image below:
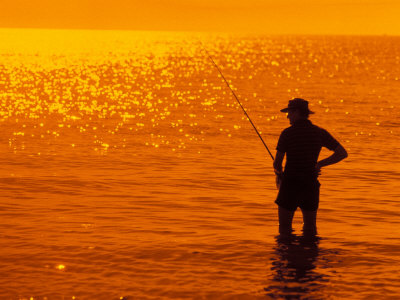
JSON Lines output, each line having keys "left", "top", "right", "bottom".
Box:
{"left": 0, "top": 29, "right": 399, "bottom": 299}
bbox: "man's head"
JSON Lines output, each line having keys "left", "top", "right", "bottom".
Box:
{"left": 280, "top": 98, "right": 314, "bottom": 123}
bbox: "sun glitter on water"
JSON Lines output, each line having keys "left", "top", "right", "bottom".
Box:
{"left": 0, "top": 29, "right": 222, "bottom": 156}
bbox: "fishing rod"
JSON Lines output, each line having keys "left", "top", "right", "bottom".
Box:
{"left": 200, "top": 43, "right": 275, "bottom": 161}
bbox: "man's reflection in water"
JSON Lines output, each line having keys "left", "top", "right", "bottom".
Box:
{"left": 265, "top": 234, "right": 328, "bottom": 299}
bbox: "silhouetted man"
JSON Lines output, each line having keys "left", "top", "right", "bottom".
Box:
{"left": 273, "top": 98, "right": 348, "bottom": 235}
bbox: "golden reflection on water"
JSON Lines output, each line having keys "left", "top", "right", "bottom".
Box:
{"left": 1, "top": 29, "right": 205, "bottom": 154}
{"left": 1, "top": 29, "right": 398, "bottom": 159}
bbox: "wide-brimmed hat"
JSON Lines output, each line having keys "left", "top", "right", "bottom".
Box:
{"left": 280, "top": 98, "right": 314, "bottom": 114}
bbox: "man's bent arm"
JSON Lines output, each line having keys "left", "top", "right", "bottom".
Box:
{"left": 273, "top": 151, "right": 285, "bottom": 173}
{"left": 273, "top": 151, "right": 285, "bottom": 189}
{"left": 317, "top": 144, "right": 348, "bottom": 169}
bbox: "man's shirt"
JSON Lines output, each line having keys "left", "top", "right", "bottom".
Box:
{"left": 276, "top": 119, "right": 339, "bottom": 178}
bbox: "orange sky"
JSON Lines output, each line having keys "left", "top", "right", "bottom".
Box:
{"left": 1, "top": 0, "right": 399, "bottom": 35}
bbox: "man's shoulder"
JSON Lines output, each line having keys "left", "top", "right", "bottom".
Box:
{"left": 310, "top": 123, "right": 330, "bottom": 134}
{"left": 280, "top": 126, "right": 293, "bottom": 136}
{"left": 310, "top": 123, "right": 339, "bottom": 148}
{"left": 302, "top": 121, "right": 328, "bottom": 132}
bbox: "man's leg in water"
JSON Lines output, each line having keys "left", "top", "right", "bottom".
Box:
{"left": 301, "top": 209, "right": 317, "bottom": 235}
{"left": 278, "top": 206, "right": 295, "bottom": 235}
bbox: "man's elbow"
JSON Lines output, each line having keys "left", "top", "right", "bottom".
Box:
{"left": 273, "top": 151, "right": 285, "bottom": 170}
{"left": 343, "top": 149, "right": 348, "bottom": 159}
{"left": 336, "top": 144, "right": 348, "bottom": 160}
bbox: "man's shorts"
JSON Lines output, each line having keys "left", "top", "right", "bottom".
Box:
{"left": 275, "top": 176, "right": 320, "bottom": 211}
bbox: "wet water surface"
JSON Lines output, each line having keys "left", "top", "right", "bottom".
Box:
{"left": 0, "top": 29, "right": 399, "bottom": 299}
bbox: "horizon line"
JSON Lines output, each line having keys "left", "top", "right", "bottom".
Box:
{"left": 0, "top": 26, "right": 398, "bottom": 37}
